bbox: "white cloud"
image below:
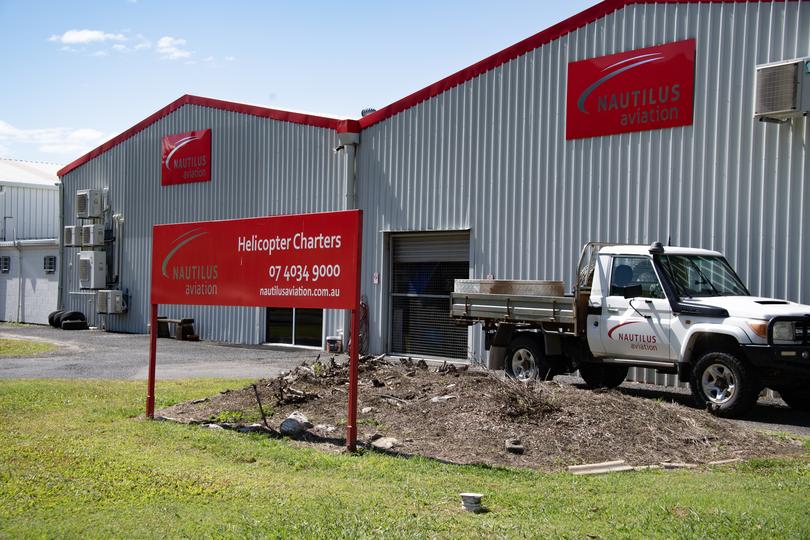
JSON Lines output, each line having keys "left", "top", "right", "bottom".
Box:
{"left": 91, "top": 50, "right": 109, "bottom": 57}
{"left": 204, "top": 56, "right": 215, "bottom": 62}
{"left": 156, "top": 36, "right": 191, "bottom": 60}
{"left": 134, "top": 41, "right": 150, "bottom": 50}
{"left": 0, "top": 120, "right": 107, "bottom": 158}
{"left": 224, "top": 56, "right": 235, "bottom": 62}
{"left": 112, "top": 44, "right": 127, "bottom": 51}
{"left": 49, "top": 29, "right": 127, "bottom": 45}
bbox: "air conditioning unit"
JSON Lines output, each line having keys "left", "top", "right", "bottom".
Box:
{"left": 754, "top": 57, "right": 810, "bottom": 121}
{"left": 81, "top": 224, "right": 105, "bottom": 247}
{"left": 76, "top": 189, "right": 102, "bottom": 218}
{"left": 78, "top": 250, "right": 106, "bottom": 289}
{"left": 107, "top": 290, "right": 125, "bottom": 314}
{"left": 96, "top": 290, "right": 110, "bottom": 314}
{"left": 63, "top": 226, "right": 79, "bottom": 247}
{"left": 96, "top": 289, "right": 126, "bottom": 314}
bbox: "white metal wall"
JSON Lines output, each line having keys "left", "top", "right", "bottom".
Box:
{"left": 0, "top": 244, "right": 59, "bottom": 324}
{"left": 0, "top": 183, "right": 58, "bottom": 241}
{"left": 59, "top": 104, "right": 347, "bottom": 343}
{"left": 356, "top": 1, "right": 810, "bottom": 369}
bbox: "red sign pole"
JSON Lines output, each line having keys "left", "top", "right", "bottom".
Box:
{"left": 346, "top": 217, "right": 362, "bottom": 452}
{"left": 146, "top": 303, "right": 158, "bottom": 418}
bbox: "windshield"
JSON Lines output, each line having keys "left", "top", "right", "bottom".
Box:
{"left": 658, "top": 255, "right": 750, "bottom": 298}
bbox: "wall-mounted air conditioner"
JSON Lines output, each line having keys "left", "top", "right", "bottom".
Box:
{"left": 755, "top": 57, "right": 810, "bottom": 121}
{"left": 96, "top": 289, "right": 126, "bottom": 314}
{"left": 81, "top": 224, "right": 105, "bottom": 247}
{"left": 96, "top": 290, "right": 110, "bottom": 313}
{"left": 63, "top": 226, "right": 79, "bottom": 247}
{"left": 76, "top": 189, "right": 102, "bottom": 218}
{"left": 78, "top": 250, "right": 106, "bottom": 289}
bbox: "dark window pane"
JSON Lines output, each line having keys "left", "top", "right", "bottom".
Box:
{"left": 294, "top": 308, "right": 323, "bottom": 347}
{"left": 266, "top": 308, "right": 293, "bottom": 344}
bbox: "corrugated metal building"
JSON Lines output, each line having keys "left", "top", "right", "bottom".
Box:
{"left": 57, "top": 0, "right": 809, "bottom": 386}
{"left": 0, "top": 158, "right": 61, "bottom": 324}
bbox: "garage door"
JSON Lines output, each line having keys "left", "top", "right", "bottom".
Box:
{"left": 390, "top": 232, "right": 469, "bottom": 359}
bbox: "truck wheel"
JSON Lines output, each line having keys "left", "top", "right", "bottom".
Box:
{"left": 56, "top": 311, "right": 86, "bottom": 327}
{"left": 48, "top": 310, "right": 65, "bottom": 328}
{"left": 776, "top": 388, "right": 810, "bottom": 412}
{"left": 578, "top": 363, "right": 628, "bottom": 389}
{"left": 689, "top": 352, "right": 759, "bottom": 417}
{"left": 505, "top": 335, "right": 551, "bottom": 381}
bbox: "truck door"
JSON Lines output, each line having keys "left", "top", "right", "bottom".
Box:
{"left": 600, "top": 256, "right": 673, "bottom": 361}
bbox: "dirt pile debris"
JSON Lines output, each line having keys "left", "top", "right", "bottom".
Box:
{"left": 157, "top": 355, "right": 803, "bottom": 470}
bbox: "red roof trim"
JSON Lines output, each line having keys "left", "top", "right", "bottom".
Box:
{"left": 57, "top": 94, "right": 357, "bottom": 177}
{"left": 357, "top": 0, "right": 787, "bottom": 129}
{"left": 59, "top": 0, "right": 787, "bottom": 177}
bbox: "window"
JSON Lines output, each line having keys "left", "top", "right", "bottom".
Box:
{"left": 610, "top": 256, "right": 664, "bottom": 299}
{"left": 658, "top": 255, "right": 749, "bottom": 297}
{"left": 0, "top": 256, "right": 9, "bottom": 274}
{"left": 44, "top": 255, "right": 57, "bottom": 274}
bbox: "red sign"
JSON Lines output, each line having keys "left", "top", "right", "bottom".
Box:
{"left": 161, "top": 129, "right": 212, "bottom": 185}
{"left": 566, "top": 39, "right": 695, "bottom": 140}
{"left": 151, "top": 210, "right": 362, "bottom": 309}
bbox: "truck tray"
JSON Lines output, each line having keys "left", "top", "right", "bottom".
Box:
{"left": 450, "top": 291, "right": 576, "bottom": 325}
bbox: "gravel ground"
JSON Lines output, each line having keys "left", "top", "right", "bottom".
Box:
{"left": 2, "top": 322, "right": 808, "bottom": 436}
{"left": 0, "top": 323, "right": 312, "bottom": 380}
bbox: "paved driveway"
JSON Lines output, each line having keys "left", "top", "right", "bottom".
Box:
{"left": 0, "top": 323, "right": 316, "bottom": 380}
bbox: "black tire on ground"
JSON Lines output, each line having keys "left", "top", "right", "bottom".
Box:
{"left": 578, "top": 363, "right": 628, "bottom": 389}
{"left": 689, "top": 351, "right": 760, "bottom": 418}
{"left": 56, "top": 311, "right": 86, "bottom": 327}
{"left": 776, "top": 388, "right": 810, "bottom": 412}
{"left": 61, "top": 319, "right": 88, "bottom": 331}
{"left": 505, "top": 334, "right": 552, "bottom": 381}
{"left": 48, "top": 310, "right": 65, "bottom": 328}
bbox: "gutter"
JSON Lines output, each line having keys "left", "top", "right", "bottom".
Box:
{"left": 57, "top": 180, "right": 64, "bottom": 310}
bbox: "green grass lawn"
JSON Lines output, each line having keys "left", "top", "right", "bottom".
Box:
{"left": 0, "top": 379, "right": 807, "bottom": 539}
{"left": 0, "top": 338, "right": 56, "bottom": 357}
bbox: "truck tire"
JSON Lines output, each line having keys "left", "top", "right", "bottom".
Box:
{"left": 61, "top": 319, "right": 88, "bottom": 331}
{"left": 56, "top": 311, "right": 86, "bottom": 327}
{"left": 689, "top": 351, "right": 759, "bottom": 418}
{"left": 776, "top": 388, "right": 810, "bottom": 412}
{"left": 578, "top": 363, "right": 628, "bottom": 389}
{"left": 505, "top": 334, "right": 551, "bottom": 381}
{"left": 48, "top": 310, "right": 65, "bottom": 328}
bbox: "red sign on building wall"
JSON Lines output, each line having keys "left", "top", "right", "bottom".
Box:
{"left": 151, "top": 210, "right": 361, "bottom": 310}
{"left": 161, "top": 129, "right": 212, "bottom": 185}
{"left": 566, "top": 39, "right": 696, "bottom": 140}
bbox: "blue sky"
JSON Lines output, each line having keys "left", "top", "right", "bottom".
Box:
{"left": 0, "top": 0, "right": 596, "bottom": 165}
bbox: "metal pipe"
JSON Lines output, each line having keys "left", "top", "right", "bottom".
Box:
{"left": 146, "top": 303, "right": 158, "bottom": 418}
{"left": 56, "top": 180, "right": 64, "bottom": 310}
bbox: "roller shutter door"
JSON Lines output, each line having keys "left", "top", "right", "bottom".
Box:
{"left": 390, "top": 232, "right": 469, "bottom": 359}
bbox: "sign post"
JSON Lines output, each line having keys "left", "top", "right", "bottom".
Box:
{"left": 146, "top": 210, "right": 362, "bottom": 451}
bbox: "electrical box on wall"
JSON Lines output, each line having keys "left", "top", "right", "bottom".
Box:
{"left": 63, "top": 226, "right": 79, "bottom": 247}
{"left": 76, "top": 189, "right": 102, "bottom": 218}
{"left": 78, "top": 251, "right": 106, "bottom": 289}
{"left": 96, "top": 290, "right": 109, "bottom": 313}
{"left": 81, "top": 224, "right": 105, "bottom": 247}
{"left": 755, "top": 57, "right": 810, "bottom": 121}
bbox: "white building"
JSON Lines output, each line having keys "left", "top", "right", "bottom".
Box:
{"left": 0, "top": 158, "right": 60, "bottom": 324}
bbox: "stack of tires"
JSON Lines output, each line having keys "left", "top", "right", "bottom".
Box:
{"left": 47, "top": 310, "right": 88, "bottom": 331}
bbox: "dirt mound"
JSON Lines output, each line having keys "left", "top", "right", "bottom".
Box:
{"left": 157, "top": 356, "right": 803, "bottom": 470}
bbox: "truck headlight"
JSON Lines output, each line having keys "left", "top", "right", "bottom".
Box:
{"left": 772, "top": 321, "right": 795, "bottom": 341}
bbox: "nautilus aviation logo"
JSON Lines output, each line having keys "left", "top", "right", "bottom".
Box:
{"left": 566, "top": 39, "right": 695, "bottom": 140}
{"left": 608, "top": 320, "right": 658, "bottom": 351}
{"left": 161, "top": 129, "right": 212, "bottom": 186}
{"left": 159, "top": 227, "right": 220, "bottom": 297}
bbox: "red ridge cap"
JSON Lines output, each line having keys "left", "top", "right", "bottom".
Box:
{"left": 358, "top": 0, "right": 786, "bottom": 129}
{"left": 58, "top": 94, "right": 356, "bottom": 177}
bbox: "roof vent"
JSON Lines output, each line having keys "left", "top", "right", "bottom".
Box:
{"left": 361, "top": 108, "right": 377, "bottom": 117}
{"left": 754, "top": 57, "right": 810, "bottom": 122}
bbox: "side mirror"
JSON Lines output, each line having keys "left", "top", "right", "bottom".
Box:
{"left": 622, "top": 284, "right": 643, "bottom": 299}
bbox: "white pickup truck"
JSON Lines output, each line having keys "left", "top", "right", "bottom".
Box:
{"left": 450, "top": 242, "right": 810, "bottom": 417}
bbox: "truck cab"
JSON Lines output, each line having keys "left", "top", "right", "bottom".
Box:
{"left": 584, "top": 243, "right": 810, "bottom": 415}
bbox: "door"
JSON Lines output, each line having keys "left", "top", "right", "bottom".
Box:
{"left": 389, "top": 232, "right": 469, "bottom": 359}
{"left": 600, "top": 255, "right": 672, "bottom": 361}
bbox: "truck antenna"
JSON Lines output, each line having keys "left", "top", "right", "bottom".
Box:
{"left": 667, "top": 235, "right": 672, "bottom": 246}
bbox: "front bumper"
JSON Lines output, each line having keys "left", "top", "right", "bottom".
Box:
{"left": 741, "top": 344, "right": 810, "bottom": 387}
